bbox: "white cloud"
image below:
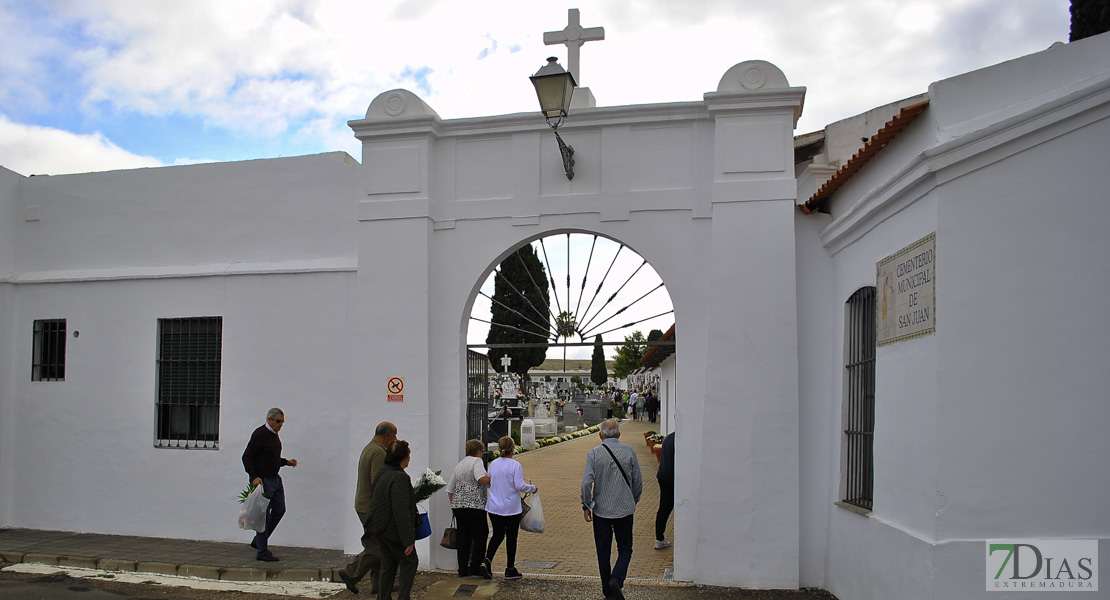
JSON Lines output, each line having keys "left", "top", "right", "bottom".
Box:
{"left": 0, "top": 115, "right": 161, "bottom": 176}
{"left": 0, "top": 0, "right": 1072, "bottom": 175}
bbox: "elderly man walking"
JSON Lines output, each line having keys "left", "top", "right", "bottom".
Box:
{"left": 338, "top": 422, "right": 398, "bottom": 596}
{"left": 581, "top": 419, "right": 642, "bottom": 600}
{"left": 242, "top": 407, "right": 298, "bottom": 562}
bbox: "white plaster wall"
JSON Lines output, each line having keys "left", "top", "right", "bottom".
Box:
{"left": 658, "top": 354, "right": 676, "bottom": 435}
{"left": 793, "top": 210, "right": 835, "bottom": 587}
{"left": 694, "top": 198, "right": 800, "bottom": 588}
{"left": 815, "top": 34, "right": 1110, "bottom": 600}
{"left": 1, "top": 168, "right": 24, "bottom": 526}
{"left": 0, "top": 282, "right": 13, "bottom": 527}
{"left": 820, "top": 192, "right": 940, "bottom": 600}
{"left": 4, "top": 271, "right": 355, "bottom": 548}
{"left": 13, "top": 153, "right": 359, "bottom": 276}
{"left": 0, "top": 167, "right": 18, "bottom": 279}
{"left": 933, "top": 113, "right": 1110, "bottom": 544}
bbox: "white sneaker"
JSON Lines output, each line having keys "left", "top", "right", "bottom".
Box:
{"left": 654, "top": 539, "right": 672, "bottom": 549}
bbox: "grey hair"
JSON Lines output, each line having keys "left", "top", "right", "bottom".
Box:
{"left": 266, "top": 407, "right": 284, "bottom": 420}
{"left": 600, "top": 419, "right": 620, "bottom": 439}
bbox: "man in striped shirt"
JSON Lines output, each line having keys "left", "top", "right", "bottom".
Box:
{"left": 581, "top": 419, "right": 642, "bottom": 600}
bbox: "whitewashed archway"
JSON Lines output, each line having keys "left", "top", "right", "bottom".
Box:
{"left": 347, "top": 61, "right": 804, "bottom": 588}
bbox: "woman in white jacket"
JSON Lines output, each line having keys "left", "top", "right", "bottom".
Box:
{"left": 481, "top": 436, "right": 537, "bottom": 580}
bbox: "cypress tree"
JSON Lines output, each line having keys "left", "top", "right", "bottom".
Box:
{"left": 1070, "top": 0, "right": 1110, "bottom": 41}
{"left": 591, "top": 335, "right": 608, "bottom": 386}
{"left": 486, "top": 245, "right": 550, "bottom": 377}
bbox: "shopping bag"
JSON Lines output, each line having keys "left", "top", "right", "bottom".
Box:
{"left": 519, "top": 492, "right": 545, "bottom": 534}
{"left": 415, "top": 508, "right": 432, "bottom": 540}
{"left": 238, "top": 485, "right": 270, "bottom": 533}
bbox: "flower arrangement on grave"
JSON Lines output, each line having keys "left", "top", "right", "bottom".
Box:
{"left": 237, "top": 482, "right": 258, "bottom": 503}
{"left": 412, "top": 468, "right": 447, "bottom": 503}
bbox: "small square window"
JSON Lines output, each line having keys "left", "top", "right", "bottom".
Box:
{"left": 32, "top": 319, "right": 66, "bottom": 382}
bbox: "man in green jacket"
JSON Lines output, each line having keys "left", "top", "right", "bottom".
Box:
{"left": 338, "top": 422, "right": 397, "bottom": 595}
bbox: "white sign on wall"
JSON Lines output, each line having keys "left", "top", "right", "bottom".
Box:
{"left": 877, "top": 233, "right": 935, "bottom": 346}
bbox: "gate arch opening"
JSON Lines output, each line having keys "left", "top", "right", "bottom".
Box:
{"left": 459, "top": 231, "right": 678, "bottom": 580}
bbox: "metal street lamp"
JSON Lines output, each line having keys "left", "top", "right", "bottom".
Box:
{"left": 530, "top": 57, "right": 577, "bottom": 180}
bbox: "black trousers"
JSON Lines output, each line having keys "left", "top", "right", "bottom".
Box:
{"left": 452, "top": 507, "right": 488, "bottom": 575}
{"left": 656, "top": 479, "right": 674, "bottom": 541}
{"left": 485, "top": 512, "right": 522, "bottom": 570}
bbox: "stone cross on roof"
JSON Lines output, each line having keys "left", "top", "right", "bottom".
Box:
{"left": 500, "top": 354, "right": 512, "bottom": 372}
{"left": 543, "top": 8, "right": 605, "bottom": 86}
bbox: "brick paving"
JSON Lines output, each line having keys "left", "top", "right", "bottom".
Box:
{"left": 507, "top": 417, "right": 672, "bottom": 581}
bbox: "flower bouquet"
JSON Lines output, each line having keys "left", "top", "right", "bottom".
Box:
{"left": 412, "top": 468, "right": 447, "bottom": 503}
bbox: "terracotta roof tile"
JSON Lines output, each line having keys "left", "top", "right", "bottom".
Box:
{"left": 800, "top": 101, "right": 929, "bottom": 215}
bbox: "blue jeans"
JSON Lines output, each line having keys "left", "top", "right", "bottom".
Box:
{"left": 592, "top": 514, "right": 634, "bottom": 597}
{"left": 253, "top": 476, "right": 286, "bottom": 556}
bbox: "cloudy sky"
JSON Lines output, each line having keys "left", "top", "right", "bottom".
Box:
{"left": 0, "top": 0, "right": 1070, "bottom": 177}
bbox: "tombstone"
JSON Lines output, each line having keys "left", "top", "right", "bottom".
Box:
{"left": 563, "top": 408, "right": 581, "bottom": 429}
{"left": 520, "top": 419, "right": 536, "bottom": 450}
{"left": 580, "top": 400, "right": 605, "bottom": 426}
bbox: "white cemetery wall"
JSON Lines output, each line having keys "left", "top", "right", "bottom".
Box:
{"left": 12, "top": 153, "right": 358, "bottom": 276}
{"left": 808, "top": 32, "right": 1110, "bottom": 600}
{"left": 0, "top": 282, "right": 12, "bottom": 527}
{"left": 0, "top": 167, "right": 18, "bottom": 279}
{"left": 929, "top": 100, "right": 1110, "bottom": 598}
{"left": 3, "top": 271, "right": 356, "bottom": 548}
{"left": 792, "top": 211, "right": 836, "bottom": 588}
{"left": 658, "top": 353, "right": 676, "bottom": 435}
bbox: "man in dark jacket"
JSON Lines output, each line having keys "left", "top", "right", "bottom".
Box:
{"left": 242, "top": 408, "right": 297, "bottom": 561}
{"left": 654, "top": 431, "right": 675, "bottom": 549}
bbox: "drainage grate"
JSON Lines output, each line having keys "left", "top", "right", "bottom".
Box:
{"left": 453, "top": 584, "right": 478, "bottom": 597}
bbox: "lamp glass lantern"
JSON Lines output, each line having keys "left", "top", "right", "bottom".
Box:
{"left": 530, "top": 57, "right": 577, "bottom": 127}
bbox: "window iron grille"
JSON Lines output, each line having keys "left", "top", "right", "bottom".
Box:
{"left": 32, "top": 319, "right": 66, "bottom": 382}
{"left": 843, "top": 287, "right": 875, "bottom": 510}
{"left": 156, "top": 317, "right": 222, "bottom": 449}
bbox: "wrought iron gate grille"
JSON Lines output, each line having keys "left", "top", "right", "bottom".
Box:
{"left": 466, "top": 350, "right": 490, "bottom": 443}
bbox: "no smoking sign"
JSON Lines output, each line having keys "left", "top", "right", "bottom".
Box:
{"left": 387, "top": 377, "right": 405, "bottom": 402}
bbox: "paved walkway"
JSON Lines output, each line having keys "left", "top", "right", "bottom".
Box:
{"left": 0, "top": 419, "right": 680, "bottom": 595}
{"left": 509, "top": 417, "right": 672, "bottom": 581}
{"left": 0, "top": 420, "right": 840, "bottom": 599}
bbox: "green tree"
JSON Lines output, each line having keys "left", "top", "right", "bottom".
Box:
{"left": 1070, "top": 0, "right": 1110, "bottom": 41}
{"left": 647, "top": 329, "right": 664, "bottom": 342}
{"left": 486, "top": 245, "right": 550, "bottom": 377}
{"left": 590, "top": 334, "right": 608, "bottom": 386}
{"left": 571, "top": 375, "right": 582, "bottom": 389}
{"left": 611, "top": 331, "right": 647, "bottom": 378}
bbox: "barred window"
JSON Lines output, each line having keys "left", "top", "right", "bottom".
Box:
{"left": 32, "top": 319, "right": 67, "bottom": 382}
{"left": 842, "top": 287, "right": 875, "bottom": 511}
{"left": 156, "top": 317, "right": 222, "bottom": 449}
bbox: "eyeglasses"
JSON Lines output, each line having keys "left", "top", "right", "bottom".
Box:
{"left": 272, "top": 419, "right": 284, "bottom": 424}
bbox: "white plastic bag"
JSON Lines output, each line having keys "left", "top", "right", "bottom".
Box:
{"left": 238, "top": 485, "right": 270, "bottom": 533}
{"left": 519, "top": 492, "right": 545, "bottom": 534}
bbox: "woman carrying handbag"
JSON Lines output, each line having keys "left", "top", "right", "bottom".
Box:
{"left": 446, "top": 439, "right": 491, "bottom": 577}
